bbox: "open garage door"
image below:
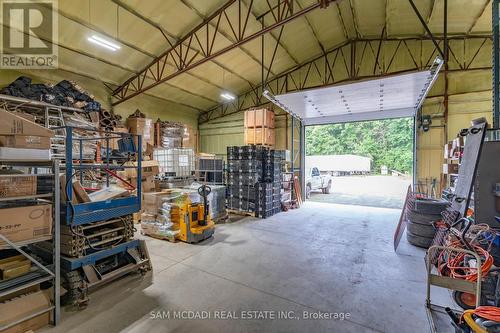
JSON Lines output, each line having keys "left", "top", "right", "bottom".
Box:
{"left": 264, "top": 58, "right": 443, "bottom": 205}
{"left": 264, "top": 58, "right": 443, "bottom": 125}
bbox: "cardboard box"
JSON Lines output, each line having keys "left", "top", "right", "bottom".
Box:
{"left": 72, "top": 180, "right": 91, "bottom": 203}
{"left": 244, "top": 127, "right": 275, "bottom": 146}
{"left": 0, "top": 204, "right": 52, "bottom": 246}
{"left": 143, "top": 191, "right": 176, "bottom": 214}
{"left": 244, "top": 109, "right": 275, "bottom": 128}
{"left": 127, "top": 117, "right": 154, "bottom": 151}
{"left": 124, "top": 160, "right": 159, "bottom": 179}
{"left": 0, "top": 147, "right": 51, "bottom": 161}
{"left": 0, "top": 135, "right": 51, "bottom": 149}
{"left": 60, "top": 175, "right": 78, "bottom": 204}
{"left": 129, "top": 176, "right": 156, "bottom": 193}
{"left": 443, "top": 163, "right": 459, "bottom": 175}
{"left": 0, "top": 255, "right": 31, "bottom": 280}
{"left": 0, "top": 175, "right": 37, "bottom": 198}
{"left": 0, "top": 290, "right": 51, "bottom": 333}
{"left": 444, "top": 143, "right": 450, "bottom": 159}
{"left": 88, "top": 186, "right": 129, "bottom": 202}
{"left": 0, "top": 285, "right": 39, "bottom": 303}
{"left": 140, "top": 212, "right": 156, "bottom": 223}
{"left": 0, "top": 109, "right": 53, "bottom": 137}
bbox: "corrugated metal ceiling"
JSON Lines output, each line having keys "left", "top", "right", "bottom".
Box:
{"left": 8, "top": 0, "right": 493, "bottom": 111}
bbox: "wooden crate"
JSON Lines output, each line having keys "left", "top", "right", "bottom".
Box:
{"left": 244, "top": 127, "right": 275, "bottom": 146}
{"left": 244, "top": 108, "right": 275, "bottom": 128}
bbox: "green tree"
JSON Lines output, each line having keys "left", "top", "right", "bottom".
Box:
{"left": 305, "top": 118, "right": 413, "bottom": 174}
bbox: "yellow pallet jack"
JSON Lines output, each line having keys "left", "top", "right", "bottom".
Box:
{"left": 177, "top": 185, "right": 215, "bottom": 243}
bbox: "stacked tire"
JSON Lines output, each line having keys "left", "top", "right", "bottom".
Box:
{"left": 406, "top": 197, "right": 449, "bottom": 248}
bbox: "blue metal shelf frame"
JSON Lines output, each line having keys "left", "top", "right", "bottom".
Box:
{"left": 60, "top": 240, "right": 141, "bottom": 270}
{"left": 63, "top": 126, "right": 142, "bottom": 226}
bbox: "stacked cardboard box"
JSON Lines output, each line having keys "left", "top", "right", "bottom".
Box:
{"left": 226, "top": 145, "right": 283, "bottom": 218}
{"left": 141, "top": 190, "right": 187, "bottom": 240}
{"left": 0, "top": 109, "right": 54, "bottom": 160}
{"left": 118, "top": 160, "right": 160, "bottom": 223}
{"left": 0, "top": 204, "right": 52, "bottom": 246}
{"left": 244, "top": 109, "right": 275, "bottom": 147}
{"left": 0, "top": 175, "right": 37, "bottom": 198}
{"left": 126, "top": 115, "right": 153, "bottom": 153}
{"left": 122, "top": 160, "right": 160, "bottom": 193}
{"left": 0, "top": 289, "right": 51, "bottom": 333}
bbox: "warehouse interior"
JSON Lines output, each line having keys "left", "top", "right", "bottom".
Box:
{"left": 0, "top": 0, "right": 499, "bottom": 332}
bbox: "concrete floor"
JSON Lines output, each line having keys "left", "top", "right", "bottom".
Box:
{"left": 44, "top": 202, "right": 453, "bottom": 333}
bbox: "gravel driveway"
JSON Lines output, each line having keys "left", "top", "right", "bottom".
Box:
{"left": 309, "top": 175, "right": 411, "bottom": 209}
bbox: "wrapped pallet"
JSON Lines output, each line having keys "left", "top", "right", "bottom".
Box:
{"left": 154, "top": 120, "right": 183, "bottom": 148}
{"left": 184, "top": 183, "right": 226, "bottom": 221}
{"left": 141, "top": 190, "right": 189, "bottom": 240}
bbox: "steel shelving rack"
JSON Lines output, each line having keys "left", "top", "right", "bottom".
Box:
{"left": 0, "top": 159, "right": 60, "bottom": 329}
{"left": 0, "top": 94, "right": 93, "bottom": 329}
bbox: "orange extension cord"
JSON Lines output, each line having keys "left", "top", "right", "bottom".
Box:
{"left": 437, "top": 240, "right": 494, "bottom": 281}
{"left": 471, "top": 306, "right": 500, "bottom": 322}
{"left": 460, "top": 307, "right": 500, "bottom": 333}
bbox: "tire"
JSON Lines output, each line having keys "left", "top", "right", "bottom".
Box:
{"left": 407, "top": 210, "right": 442, "bottom": 225}
{"left": 406, "top": 230, "right": 434, "bottom": 248}
{"left": 323, "top": 181, "right": 332, "bottom": 194}
{"left": 414, "top": 198, "right": 449, "bottom": 215}
{"left": 453, "top": 291, "right": 478, "bottom": 310}
{"left": 306, "top": 185, "right": 312, "bottom": 199}
{"left": 61, "top": 270, "right": 87, "bottom": 307}
{"left": 407, "top": 221, "right": 436, "bottom": 238}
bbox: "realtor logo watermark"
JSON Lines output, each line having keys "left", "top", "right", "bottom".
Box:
{"left": 1, "top": 0, "right": 58, "bottom": 68}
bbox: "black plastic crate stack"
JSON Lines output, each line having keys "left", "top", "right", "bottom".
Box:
{"left": 261, "top": 149, "right": 283, "bottom": 218}
{"left": 226, "top": 145, "right": 283, "bottom": 218}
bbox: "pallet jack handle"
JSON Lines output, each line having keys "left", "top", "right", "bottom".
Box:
{"left": 198, "top": 185, "right": 211, "bottom": 226}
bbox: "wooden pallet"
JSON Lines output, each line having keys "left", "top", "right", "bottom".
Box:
{"left": 293, "top": 176, "right": 303, "bottom": 207}
{"left": 132, "top": 212, "right": 141, "bottom": 224}
{"left": 213, "top": 214, "right": 230, "bottom": 224}
{"left": 227, "top": 209, "right": 256, "bottom": 217}
{"left": 141, "top": 231, "right": 177, "bottom": 243}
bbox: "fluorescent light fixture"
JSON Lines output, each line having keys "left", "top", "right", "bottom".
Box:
{"left": 87, "top": 35, "right": 121, "bottom": 51}
{"left": 221, "top": 93, "right": 235, "bottom": 101}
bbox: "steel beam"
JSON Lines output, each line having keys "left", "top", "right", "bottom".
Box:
{"left": 199, "top": 36, "right": 491, "bottom": 123}
{"left": 335, "top": 2, "right": 350, "bottom": 40}
{"left": 112, "top": 0, "right": 324, "bottom": 106}
{"left": 348, "top": 0, "right": 361, "bottom": 38}
{"left": 299, "top": 121, "right": 305, "bottom": 200}
{"left": 112, "top": 0, "right": 256, "bottom": 89}
{"left": 244, "top": 0, "right": 300, "bottom": 66}
{"left": 408, "top": 0, "right": 445, "bottom": 59}
{"left": 467, "top": 0, "right": 491, "bottom": 34}
{"left": 297, "top": 1, "right": 325, "bottom": 52}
